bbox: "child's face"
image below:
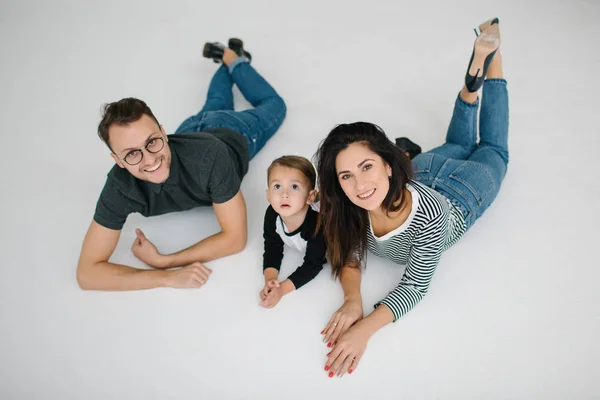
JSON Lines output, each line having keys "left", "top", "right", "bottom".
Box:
{"left": 266, "top": 165, "right": 316, "bottom": 218}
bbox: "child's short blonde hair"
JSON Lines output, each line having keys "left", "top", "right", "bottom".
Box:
{"left": 267, "top": 156, "right": 316, "bottom": 189}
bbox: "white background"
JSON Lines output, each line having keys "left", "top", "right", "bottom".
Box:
{"left": 1, "top": 0, "right": 599, "bottom": 398}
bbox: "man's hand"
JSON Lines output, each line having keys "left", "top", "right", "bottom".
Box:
{"left": 131, "top": 228, "right": 167, "bottom": 268}
{"left": 164, "top": 262, "right": 213, "bottom": 288}
{"left": 159, "top": 190, "right": 247, "bottom": 268}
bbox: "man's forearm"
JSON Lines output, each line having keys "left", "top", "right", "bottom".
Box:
{"left": 163, "top": 230, "right": 245, "bottom": 268}
{"left": 77, "top": 261, "right": 168, "bottom": 291}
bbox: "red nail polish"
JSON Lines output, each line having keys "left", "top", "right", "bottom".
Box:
{"left": 349, "top": 369, "right": 353, "bottom": 374}
{"left": 328, "top": 371, "right": 334, "bottom": 378}
{"left": 327, "top": 342, "right": 332, "bottom": 348}
{"left": 326, "top": 351, "right": 331, "bottom": 356}
{"left": 320, "top": 330, "right": 324, "bottom": 334}
{"left": 324, "top": 365, "right": 330, "bottom": 371}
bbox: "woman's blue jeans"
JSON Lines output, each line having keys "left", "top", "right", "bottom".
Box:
{"left": 174, "top": 62, "right": 286, "bottom": 159}
{"left": 412, "top": 79, "right": 509, "bottom": 230}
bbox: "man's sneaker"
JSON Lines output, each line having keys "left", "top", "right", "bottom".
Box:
{"left": 203, "top": 41, "right": 226, "bottom": 63}
{"left": 228, "top": 38, "right": 252, "bottom": 61}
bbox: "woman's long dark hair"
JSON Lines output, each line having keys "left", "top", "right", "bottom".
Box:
{"left": 314, "top": 122, "right": 413, "bottom": 278}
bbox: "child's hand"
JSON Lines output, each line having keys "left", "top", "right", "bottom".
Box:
{"left": 260, "top": 286, "right": 282, "bottom": 308}
{"left": 259, "top": 279, "right": 282, "bottom": 308}
{"left": 259, "top": 279, "right": 279, "bottom": 300}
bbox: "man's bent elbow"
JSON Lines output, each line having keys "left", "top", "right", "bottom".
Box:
{"left": 76, "top": 263, "right": 94, "bottom": 290}
{"left": 231, "top": 234, "right": 247, "bottom": 254}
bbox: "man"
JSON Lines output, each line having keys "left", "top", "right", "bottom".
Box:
{"left": 77, "top": 39, "right": 286, "bottom": 291}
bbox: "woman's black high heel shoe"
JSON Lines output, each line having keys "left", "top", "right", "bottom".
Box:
{"left": 465, "top": 18, "right": 500, "bottom": 92}
{"left": 395, "top": 137, "right": 422, "bottom": 159}
{"left": 475, "top": 17, "right": 499, "bottom": 36}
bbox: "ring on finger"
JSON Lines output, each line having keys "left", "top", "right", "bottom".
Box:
{"left": 332, "top": 322, "right": 337, "bottom": 326}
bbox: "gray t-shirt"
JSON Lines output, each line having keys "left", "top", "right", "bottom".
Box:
{"left": 93, "top": 128, "right": 249, "bottom": 230}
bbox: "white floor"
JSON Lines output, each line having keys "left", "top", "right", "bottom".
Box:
{"left": 1, "top": 0, "right": 599, "bottom": 398}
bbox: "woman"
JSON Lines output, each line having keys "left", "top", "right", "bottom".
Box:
{"left": 315, "top": 19, "right": 507, "bottom": 378}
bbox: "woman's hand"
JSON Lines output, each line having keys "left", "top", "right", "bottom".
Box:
{"left": 323, "top": 304, "right": 395, "bottom": 377}
{"left": 324, "top": 320, "right": 372, "bottom": 378}
{"left": 321, "top": 298, "right": 363, "bottom": 346}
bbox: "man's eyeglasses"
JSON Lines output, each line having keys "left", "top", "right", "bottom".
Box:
{"left": 122, "top": 137, "right": 165, "bottom": 166}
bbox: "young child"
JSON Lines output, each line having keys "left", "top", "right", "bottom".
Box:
{"left": 259, "top": 156, "right": 326, "bottom": 308}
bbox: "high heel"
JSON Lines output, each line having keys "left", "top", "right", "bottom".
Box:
{"left": 465, "top": 19, "right": 500, "bottom": 92}
{"left": 395, "top": 137, "right": 422, "bottom": 159}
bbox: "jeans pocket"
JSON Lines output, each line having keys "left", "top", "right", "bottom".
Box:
{"left": 411, "top": 153, "right": 436, "bottom": 186}
{"left": 174, "top": 115, "right": 201, "bottom": 134}
{"left": 412, "top": 153, "right": 434, "bottom": 174}
{"left": 210, "top": 111, "right": 253, "bottom": 132}
{"left": 448, "top": 161, "right": 495, "bottom": 206}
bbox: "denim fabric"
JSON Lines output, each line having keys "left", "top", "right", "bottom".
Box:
{"left": 227, "top": 56, "right": 249, "bottom": 74}
{"left": 412, "top": 79, "right": 509, "bottom": 230}
{"left": 175, "top": 62, "right": 286, "bottom": 159}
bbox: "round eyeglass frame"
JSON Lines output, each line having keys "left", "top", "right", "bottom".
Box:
{"left": 122, "top": 137, "right": 165, "bottom": 166}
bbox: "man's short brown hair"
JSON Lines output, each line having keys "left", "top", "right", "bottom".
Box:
{"left": 97, "top": 98, "right": 160, "bottom": 150}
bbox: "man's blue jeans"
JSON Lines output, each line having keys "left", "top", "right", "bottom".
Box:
{"left": 175, "top": 62, "right": 286, "bottom": 159}
{"left": 412, "top": 79, "right": 509, "bottom": 230}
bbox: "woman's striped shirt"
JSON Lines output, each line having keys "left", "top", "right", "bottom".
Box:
{"left": 368, "top": 180, "right": 466, "bottom": 321}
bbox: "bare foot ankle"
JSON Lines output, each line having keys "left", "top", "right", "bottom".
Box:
{"left": 222, "top": 48, "right": 239, "bottom": 66}
{"left": 460, "top": 86, "right": 479, "bottom": 103}
{"left": 486, "top": 51, "right": 503, "bottom": 79}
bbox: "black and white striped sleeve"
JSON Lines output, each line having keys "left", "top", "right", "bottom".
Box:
{"left": 376, "top": 211, "right": 447, "bottom": 321}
